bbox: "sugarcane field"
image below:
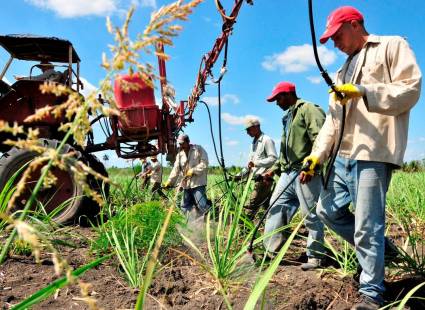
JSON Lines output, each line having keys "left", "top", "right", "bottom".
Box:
{"left": 1, "top": 1, "right": 425, "bottom": 309}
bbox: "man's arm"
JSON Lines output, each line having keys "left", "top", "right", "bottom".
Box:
{"left": 191, "top": 146, "right": 209, "bottom": 175}
{"left": 167, "top": 154, "right": 181, "bottom": 185}
{"left": 363, "top": 37, "right": 422, "bottom": 116}
{"left": 253, "top": 137, "right": 278, "bottom": 168}
{"left": 310, "top": 111, "right": 337, "bottom": 165}
{"left": 304, "top": 104, "right": 326, "bottom": 143}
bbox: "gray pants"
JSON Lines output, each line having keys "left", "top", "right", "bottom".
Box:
{"left": 151, "top": 182, "right": 167, "bottom": 199}
{"left": 263, "top": 171, "right": 325, "bottom": 258}
{"left": 244, "top": 180, "right": 273, "bottom": 219}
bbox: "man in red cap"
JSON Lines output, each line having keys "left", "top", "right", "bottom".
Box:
{"left": 262, "top": 81, "right": 326, "bottom": 271}
{"left": 304, "top": 5, "right": 422, "bottom": 309}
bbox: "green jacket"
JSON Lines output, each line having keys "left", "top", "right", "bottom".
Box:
{"left": 271, "top": 99, "right": 325, "bottom": 173}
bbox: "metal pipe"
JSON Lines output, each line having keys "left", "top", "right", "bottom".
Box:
{"left": 0, "top": 56, "right": 13, "bottom": 80}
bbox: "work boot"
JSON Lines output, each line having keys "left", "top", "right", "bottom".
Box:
{"left": 301, "top": 258, "right": 322, "bottom": 271}
{"left": 351, "top": 294, "right": 382, "bottom": 310}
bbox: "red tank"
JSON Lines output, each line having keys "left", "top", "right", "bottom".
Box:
{"left": 114, "top": 74, "right": 159, "bottom": 134}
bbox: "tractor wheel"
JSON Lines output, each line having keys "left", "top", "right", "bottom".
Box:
{"left": 77, "top": 153, "right": 109, "bottom": 226}
{"left": 0, "top": 139, "right": 101, "bottom": 225}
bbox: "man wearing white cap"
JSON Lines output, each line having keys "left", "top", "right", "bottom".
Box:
{"left": 262, "top": 81, "right": 326, "bottom": 271}
{"left": 236, "top": 117, "right": 277, "bottom": 219}
{"left": 303, "top": 6, "right": 421, "bottom": 309}
{"left": 164, "top": 134, "right": 209, "bottom": 217}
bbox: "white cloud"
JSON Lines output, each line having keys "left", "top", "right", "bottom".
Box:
{"left": 262, "top": 44, "right": 337, "bottom": 73}
{"left": 25, "top": 0, "right": 118, "bottom": 18}
{"left": 226, "top": 140, "right": 239, "bottom": 146}
{"left": 221, "top": 112, "right": 262, "bottom": 126}
{"left": 79, "top": 77, "right": 99, "bottom": 98}
{"left": 223, "top": 94, "right": 240, "bottom": 105}
{"left": 203, "top": 94, "right": 240, "bottom": 106}
{"left": 306, "top": 76, "right": 322, "bottom": 84}
{"left": 137, "top": 0, "right": 157, "bottom": 9}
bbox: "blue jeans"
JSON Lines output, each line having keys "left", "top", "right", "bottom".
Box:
{"left": 263, "top": 171, "right": 325, "bottom": 258}
{"left": 181, "top": 185, "right": 209, "bottom": 215}
{"left": 317, "top": 157, "right": 393, "bottom": 304}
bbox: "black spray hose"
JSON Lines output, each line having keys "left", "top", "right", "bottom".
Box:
{"left": 308, "top": 0, "right": 345, "bottom": 189}
{"left": 248, "top": 161, "right": 311, "bottom": 253}
{"left": 200, "top": 100, "right": 222, "bottom": 168}
{"left": 216, "top": 49, "right": 236, "bottom": 200}
{"left": 201, "top": 99, "right": 238, "bottom": 203}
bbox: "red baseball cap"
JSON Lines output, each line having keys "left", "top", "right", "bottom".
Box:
{"left": 266, "top": 82, "right": 296, "bottom": 102}
{"left": 320, "top": 6, "right": 364, "bottom": 44}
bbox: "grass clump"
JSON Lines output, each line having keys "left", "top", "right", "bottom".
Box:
{"left": 92, "top": 201, "right": 184, "bottom": 255}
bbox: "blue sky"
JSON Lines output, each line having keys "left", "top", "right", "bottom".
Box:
{"left": 1, "top": 0, "right": 424, "bottom": 168}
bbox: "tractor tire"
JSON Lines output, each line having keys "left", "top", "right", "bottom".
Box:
{"left": 0, "top": 139, "right": 103, "bottom": 225}
{"left": 77, "top": 153, "right": 109, "bottom": 226}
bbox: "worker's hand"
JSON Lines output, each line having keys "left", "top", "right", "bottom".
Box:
{"left": 14, "top": 75, "right": 23, "bottom": 81}
{"left": 247, "top": 161, "right": 255, "bottom": 169}
{"left": 262, "top": 170, "right": 274, "bottom": 184}
{"left": 185, "top": 168, "right": 194, "bottom": 177}
{"left": 300, "top": 155, "right": 320, "bottom": 184}
{"left": 163, "top": 180, "right": 171, "bottom": 189}
{"left": 147, "top": 172, "right": 153, "bottom": 177}
{"left": 329, "top": 83, "right": 364, "bottom": 105}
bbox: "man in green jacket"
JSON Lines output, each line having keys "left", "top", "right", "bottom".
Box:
{"left": 262, "top": 81, "right": 326, "bottom": 270}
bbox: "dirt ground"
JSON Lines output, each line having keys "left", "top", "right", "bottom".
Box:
{"left": 1, "top": 227, "right": 424, "bottom": 310}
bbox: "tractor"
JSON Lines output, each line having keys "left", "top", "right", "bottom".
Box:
{"left": 0, "top": 0, "right": 248, "bottom": 224}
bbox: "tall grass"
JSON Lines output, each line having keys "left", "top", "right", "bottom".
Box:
{"left": 387, "top": 171, "right": 425, "bottom": 276}
{"left": 181, "top": 176, "right": 254, "bottom": 286}
{"left": 324, "top": 229, "right": 357, "bottom": 276}
{"left": 105, "top": 215, "right": 157, "bottom": 287}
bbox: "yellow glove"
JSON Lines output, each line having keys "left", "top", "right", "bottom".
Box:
{"left": 185, "top": 168, "right": 194, "bottom": 177}
{"left": 163, "top": 180, "right": 171, "bottom": 188}
{"left": 147, "top": 172, "right": 153, "bottom": 177}
{"left": 302, "top": 155, "right": 320, "bottom": 176}
{"left": 329, "top": 83, "right": 364, "bottom": 105}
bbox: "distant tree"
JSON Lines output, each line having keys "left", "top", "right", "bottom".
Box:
{"left": 401, "top": 159, "right": 424, "bottom": 172}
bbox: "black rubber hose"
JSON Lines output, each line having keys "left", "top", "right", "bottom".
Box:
{"left": 248, "top": 161, "right": 311, "bottom": 253}
{"left": 308, "top": 0, "right": 345, "bottom": 189}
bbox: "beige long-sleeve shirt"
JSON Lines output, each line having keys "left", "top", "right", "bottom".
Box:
{"left": 149, "top": 161, "right": 162, "bottom": 184}
{"left": 168, "top": 144, "right": 208, "bottom": 189}
{"left": 312, "top": 35, "right": 422, "bottom": 167}
{"left": 240, "top": 133, "right": 277, "bottom": 177}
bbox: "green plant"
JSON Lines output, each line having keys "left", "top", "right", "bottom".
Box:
{"left": 105, "top": 214, "right": 158, "bottom": 287}
{"left": 10, "top": 239, "right": 33, "bottom": 256}
{"left": 324, "top": 229, "right": 358, "bottom": 276}
{"left": 181, "top": 172, "right": 296, "bottom": 309}
{"left": 387, "top": 171, "right": 425, "bottom": 276}
{"left": 244, "top": 218, "right": 305, "bottom": 310}
{"left": 92, "top": 201, "right": 183, "bottom": 255}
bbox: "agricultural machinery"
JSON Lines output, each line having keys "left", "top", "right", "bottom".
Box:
{"left": 0, "top": 0, "right": 249, "bottom": 224}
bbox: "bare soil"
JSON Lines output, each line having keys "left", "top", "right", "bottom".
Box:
{"left": 1, "top": 227, "right": 424, "bottom": 309}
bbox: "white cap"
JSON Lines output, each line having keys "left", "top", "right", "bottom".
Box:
{"left": 177, "top": 133, "right": 189, "bottom": 144}
{"left": 244, "top": 117, "right": 260, "bottom": 129}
